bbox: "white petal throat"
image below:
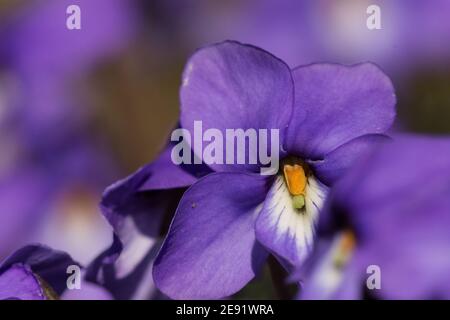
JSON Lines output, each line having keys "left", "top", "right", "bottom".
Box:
{"left": 255, "top": 174, "right": 328, "bottom": 266}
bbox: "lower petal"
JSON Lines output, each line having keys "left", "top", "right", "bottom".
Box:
{"left": 153, "top": 172, "right": 271, "bottom": 299}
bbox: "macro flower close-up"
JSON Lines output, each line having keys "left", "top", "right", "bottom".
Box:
{"left": 150, "top": 40, "right": 396, "bottom": 299}
{"left": 0, "top": 0, "right": 449, "bottom": 308}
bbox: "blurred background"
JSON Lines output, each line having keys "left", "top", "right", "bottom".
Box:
{"left": 0, "top": 0, "right": 449, "bottom": 297}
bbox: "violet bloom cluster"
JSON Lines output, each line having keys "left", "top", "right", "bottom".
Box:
{"left": 90, "top": 40, "right": 396, "bottom": 299}
{"left": 299, "top": 136, "right": 450, "bottom": 299}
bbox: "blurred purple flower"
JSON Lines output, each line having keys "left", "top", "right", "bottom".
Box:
{"left": 0, "top": 166, "right": 52, "bottom": 259}
{"left": 177, "top": 0, "right": 450, "bottom": 76}
{"left": 0, "top": 0, "right": 138, "bottom": 262}
{"left": 0, "top": 140, "right": 117, "bottom": 263}
{"left": 0, "top": 244, "right": 79, "bottom": 300}
{"left": 0, "top": 244, "right": 112, "bottom": 300}
{"left": 0, "top": 0, "right": 138, "bottom": 147}
{"left": 146, "top": 41, "right": 396, "bottom": 299}
{"left": 298, "top": 135, "right": 450, "bottom": 299}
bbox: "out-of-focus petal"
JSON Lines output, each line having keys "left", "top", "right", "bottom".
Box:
{"left": 61, "top": 276, "right": 113, "bottom": 300}
{"left": 310, "top": 134, "right": 390, "bottom": 186}
{"left": 86, "top": 150, "right": 188, "bottom": 299}
{"left": 316, "top": 135, "right": 450, "bottom": 299}
{"left": 0, "top": 264, "right": 45, "bottom": 300}
{"left": 0, "top": 244, "right": 80, "bottom": 296}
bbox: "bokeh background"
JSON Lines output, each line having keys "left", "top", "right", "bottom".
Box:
{"left": 0, "top": 0, "right": 449, "bottom": 298}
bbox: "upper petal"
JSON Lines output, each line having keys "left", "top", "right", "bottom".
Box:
{"left": 180, "top": 41, "right": 293, "bottom": 173}
{"left": 285, "top": 63, "right": 396, "bottom": 160}
{"left": 153, "top": 172, "right": 272, "bottom": 299}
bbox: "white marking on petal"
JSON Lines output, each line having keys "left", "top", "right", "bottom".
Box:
{"left": 305, "top": 232, "right": 355, "bottom": 299}
{"left": 256, "top": 174, "right": 328, "bottom": 266}
{"left": 115, "top": 217, "right": 157, "bottom": 279}
{"left": 182, "top": 63, "right": 194, "bottom": 86}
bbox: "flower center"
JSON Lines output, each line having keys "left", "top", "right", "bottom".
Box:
{"left": 283, "top": 160, "right": 307, "bottom": 209}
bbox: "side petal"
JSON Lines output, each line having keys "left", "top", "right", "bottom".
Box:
{"left": 153, "top": 172, "right": 272, "bottom": 299}
{"left": 310, "top": 134, "right": 390, "bottom": 186}
{"left": 139, "top": 141, "right": 211, "bottom": 191}
{"left": 180, "top": 41, "right": 293, "bottom": 173}
{"left": 255, "top": 175, "right": 327, "bottom": 268}
{"left": 86, "top": 162, "right": 185, "bottom": 299}
{"left": 285, "top": 63, "right": 396, "bottom": 160}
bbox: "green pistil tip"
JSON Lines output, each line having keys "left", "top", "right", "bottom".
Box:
{"left": 292, "top": 195, "right": 305, "bottom": 209}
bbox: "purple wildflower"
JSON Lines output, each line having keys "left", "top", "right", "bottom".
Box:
{"left": 147, "top": 41, "right": 396, "bottom": 299}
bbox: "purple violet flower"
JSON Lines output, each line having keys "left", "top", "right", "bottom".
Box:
{"left": 298, "top": 135, "right": 450, "bottom": 299}
{"left": 142, "top": 40, "right": 396, "bottom": 299}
